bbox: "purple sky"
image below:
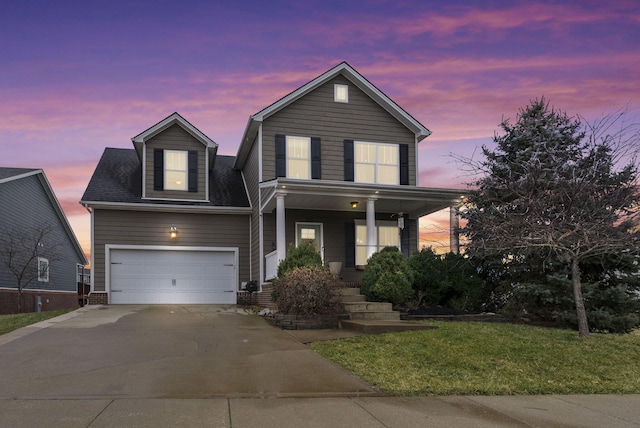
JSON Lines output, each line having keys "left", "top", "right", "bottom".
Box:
{"left": 2, "top": 0, "right": 639, "bottom": 258}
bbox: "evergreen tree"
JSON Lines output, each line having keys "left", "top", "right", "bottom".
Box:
{"left": 462, "top": 99, "right": 640, "bottom": 337}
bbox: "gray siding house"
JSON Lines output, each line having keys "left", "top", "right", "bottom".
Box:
{"left": 81, "top": 62, "right": 462, "bottom": 305}
{"left": 0, "top": 168, "right": 87, "bottom": 314}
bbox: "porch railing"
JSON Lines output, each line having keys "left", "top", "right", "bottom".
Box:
{"left": 265, "top": 250, "right": 278, "bottom": 281}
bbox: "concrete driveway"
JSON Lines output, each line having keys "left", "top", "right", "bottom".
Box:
{"left": 0, "top": 305, "right": 376, "bottom": 399}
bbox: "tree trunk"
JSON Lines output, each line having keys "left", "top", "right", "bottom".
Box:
{"left": 571, "top": 258, "right": 590, "bottom": 338}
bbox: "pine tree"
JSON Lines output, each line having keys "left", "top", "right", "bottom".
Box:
{"left": 462, "top": 99, "right": 640, "bottom": 337}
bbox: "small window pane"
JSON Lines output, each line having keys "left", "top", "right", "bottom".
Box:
{"left": 165, "top": 171, "right": 187, "bottom": 190}
{"left": 288, "top": 159, "right": 309, "bottom": 179}
{"left": 379, "top": 226, "right": 399, "bottom": 247}
{"left": 334, "top": 84, "right": 348, "bottom": 103}
{"left": 378, "top": 165, "right": 399, "bottom": 185}
{"left": 355, "top": 143, "right": 376, "bottom": 163}
{"left": 378, "top": 145, "right": 398, "bottom": 165}
{"left": 355, "top": 164, "right": 375, "bottom": 183}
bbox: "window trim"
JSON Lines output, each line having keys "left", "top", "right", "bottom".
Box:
{"left": 164, "top": 149, "right": 188, "bottom": 191}
{"left": 354, "top": 220, "right": 400, "bottom": 265}
{"left": 354, "top": 141, "right": 399, "bottom": 185}
{"left": 38, "top": 257, "right": 49, "bottom": 282}
{"left": 286, "top": 136, "right": 311, "bottom": 179}
{"left": 295, "top": 222, "right": 324, "bottom": 261}
{"left": 334, "top": 84, "right": 349, "bottom": 103}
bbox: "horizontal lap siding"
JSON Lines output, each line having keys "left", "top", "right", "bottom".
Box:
{"left": 92, "top": 209, "right": 250, "bottom": 292}
{"left": 262, "top": 75, "right": 417, "bottom": 184}
{"left": 243, "top": 138, "right": 261, "bottom": 280}
{"left": 145, "top": 124, "right": 207, "bottom": 200}
{"left": 0, "top": 175, "right": 83, "bottom": 292}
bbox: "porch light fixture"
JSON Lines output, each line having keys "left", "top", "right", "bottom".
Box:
{"left": 169, "top": 225, "right": 178, "bottom": 239}
{"left": 350, "top": 201, "right": 359, "bottom": 209}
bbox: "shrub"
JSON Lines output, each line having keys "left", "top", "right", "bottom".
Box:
{"left": 361, "top": 247, "right": 414, "bottom": 307}
{"left": 271, "top": 266, "right": 344, "bottom": 316}
{"left": 407, "top": 248, "right": 486, "bottom": 311}
{"left": 277, "top": 242, "right": 322, "bottom": 278}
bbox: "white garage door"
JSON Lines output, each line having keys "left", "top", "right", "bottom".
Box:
{"left": 109, "top": 248, "right": 237, "bottom": 304}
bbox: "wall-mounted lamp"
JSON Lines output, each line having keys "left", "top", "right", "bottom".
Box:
{"left": 169, "top": 225, "right": 178, "bottom": 239}
{"left": 350, "top": 201, "right": 359, "bottom": 209}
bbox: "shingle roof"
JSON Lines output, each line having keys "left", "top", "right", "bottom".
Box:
{"left": 81, "top": 148, "right": 249, "bottom": 208}
{"left": 0, "top": 167, "right": 40, "bottom": 181}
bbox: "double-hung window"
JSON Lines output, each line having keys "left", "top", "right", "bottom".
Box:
{"left": 164, "top": 150, "right": 188, "bottom": 191}
{"left": 355, "top": 221, "right": 400, "bottom": 265}
{"left": 286, "top": 136, "right": 311, "bottom": 179}
{"left": 38, "top": 257, "right": 49, "bottom": 282}
{"left": 354, "top": 142, "right": 399, "bottom": 185}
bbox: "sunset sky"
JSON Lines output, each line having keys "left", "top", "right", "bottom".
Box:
{"left": 2, "top": 0, "right": 639, "bottom": 261}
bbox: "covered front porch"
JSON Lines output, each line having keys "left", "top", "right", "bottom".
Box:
{"left": 260, "top": 179, "right": 463, "bottom": 283}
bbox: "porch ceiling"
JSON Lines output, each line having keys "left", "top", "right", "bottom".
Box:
{"left": 260, "top": 179, "right": 465, "bottom": 218}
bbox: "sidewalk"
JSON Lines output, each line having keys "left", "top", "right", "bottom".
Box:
{"left": 1, "top": 394, "right": 639, "bottom": 427}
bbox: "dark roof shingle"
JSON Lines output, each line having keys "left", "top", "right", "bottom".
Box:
{"left": 81, "top": 148, "right": 249, "bottom": 207}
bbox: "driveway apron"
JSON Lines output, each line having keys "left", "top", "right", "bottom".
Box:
{"left": 0, "top": 305, "right": 376, "bottom": 399}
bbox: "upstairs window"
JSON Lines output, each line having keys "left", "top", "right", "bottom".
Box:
{"left": 276, "top": 135, "right": 321, "bottom": 179}
{"left": 287, "top": 136, "right": 311, "bottom": 179}
{"left": 334, "top": 84, "right": 349, "bottom": 103}
{"left": 164, "top": 150, "right": 188, "bottom": 191}
{"left": 355, "top": 142, "right": 399, "bottom": 185}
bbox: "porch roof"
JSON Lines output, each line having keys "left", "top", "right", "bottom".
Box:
{"left": 259, "top": 179, "right": 464, "bottom": 218}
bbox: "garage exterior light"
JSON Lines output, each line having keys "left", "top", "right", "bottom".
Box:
{"left": 169, "top": 225, "right": 178, "bottom": 239}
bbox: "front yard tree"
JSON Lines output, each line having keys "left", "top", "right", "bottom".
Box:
{"left": 461, "top": 99, "right": 640, "bottom": 337}
{"left": 0, "top": 224, "right": 60, "bottom": 313}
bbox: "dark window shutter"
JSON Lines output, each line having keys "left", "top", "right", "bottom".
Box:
{"left": 344, "top": 140, "right": 354, "bottom": 181}
{"left": 276, "top": 134, "right": 286, "bottom": 177}
{"left": 154, "top": 149, "right": 164, "bottom": 190}
{"left": 399, "top": 144, "right": 409, "bottom": 185}
{"left": 345, "top": 222, "right": 356, "bottom": 267}
{"left": 188, "top": 151, "right": 198, "bottom": 192}
{"left": 401, "top": 218, "right": 411, "bottom": 258}
{"left": 311, "top": 137, "right": 321, "bottom": 179}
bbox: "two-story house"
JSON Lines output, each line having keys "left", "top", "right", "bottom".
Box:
{"left": 0, "top": 168, "right": 87, "bottom": 314}
{"left": 81, "top": 62, "right": 462, "bottom": 305}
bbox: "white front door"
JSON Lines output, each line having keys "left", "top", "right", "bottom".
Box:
{"left": 296, "top": 223, "right": 324, "bottom": 260}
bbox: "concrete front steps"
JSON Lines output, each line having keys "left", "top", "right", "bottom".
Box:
{"left": 337, "top": 288, "right": 437, "bottom": 334}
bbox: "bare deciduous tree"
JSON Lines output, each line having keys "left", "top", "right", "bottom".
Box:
{"left": 0, "top": 224, "right": 61, "bottom": 313}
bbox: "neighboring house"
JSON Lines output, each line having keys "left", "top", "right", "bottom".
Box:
{"left": 81, "top": 62, "right": 462, "bottom": 305}
{"left": 0, "top": 168, "right": 87, "bottom": 314}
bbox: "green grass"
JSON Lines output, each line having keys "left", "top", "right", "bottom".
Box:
{"left": 0, "top": 309, "right": 73, "bottom": 336}
{"left": 310, "top": 322, "right": 640, "bottom": 395}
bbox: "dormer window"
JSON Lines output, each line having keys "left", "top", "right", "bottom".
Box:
{"left": 164, "top": 150, "right": 188, "bottom": 191}
{"left": 334, "top": 84, "right": 348, "bottom": 103}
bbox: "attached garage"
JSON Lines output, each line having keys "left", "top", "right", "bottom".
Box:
{"left": 106, "top": 246, "right": 238, "bottom": 304}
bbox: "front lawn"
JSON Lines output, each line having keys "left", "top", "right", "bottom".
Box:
{"left": 0, "top": 309, "right": 72, "bottom": 336}
{"left": 310, "top": 322, "right": 640, "bottom": 395}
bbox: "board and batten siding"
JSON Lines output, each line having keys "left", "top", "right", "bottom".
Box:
{"left": 262, "top": 75, "right": 417, "bottom": 184}
{"left": 144, "top": 124, "right": 207, "bottom": 201}
{"left": 92, "top": 209, "right": 250, "bottom": 292}
{"left": 0, "top": 174, "right": 82, "bottom": 292}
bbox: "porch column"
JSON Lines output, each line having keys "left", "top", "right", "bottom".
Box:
{"left": 276, "top": 194, "right": 287, "bottom": 262}
{"left": 450, "top": 205, "right": 460, "bottom": 254}
{"left": 366, "top": 198, "right": 376, "bottom": 260}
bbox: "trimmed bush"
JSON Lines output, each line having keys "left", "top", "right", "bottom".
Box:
{"left": 271, "top": 266, "right": 343, "bottom": 317}
{"left": 277, "top": 242, "right": 322, "bottom": 278}
{"left": 361, "top": 247, "right": 414, "bottom": 307}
